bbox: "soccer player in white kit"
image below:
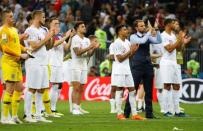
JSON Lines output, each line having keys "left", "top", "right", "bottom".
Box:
{"left": 160, "top": 18, "right": 191, "bottom": 117}
{"left": 48, "top": 17, "right": 73, "bottom": 115}
{"left": 108, "top": 42, "right": 117, "bottom": 113}
{"left": 111, "top": 25, "right": 144, "bottom": 120}
{"left": 70, "top": 21, "right": 99, "bottom": 115}
{"left": 24, "top": 10, "right": 54, "bottom": 123}
{"left": 172, "top": 19, "right": 191, "bottom": 113}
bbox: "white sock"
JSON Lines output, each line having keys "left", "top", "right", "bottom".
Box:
{"left": 143, "top": 101, "right": 145, "bottom": 110}
{"left": 109, "top": 98, "right": 116, "bottom": 112}
{"left": 50, "top": 84, "right": 59, "bottom": 111}
{"left": 25, "top": 90, "right": 33, "bottom": 118}
{"left": 115, "top": 90, "right": 123, "bottom": 115}
{"left": 157, "top": 91, "right": 164, "bottom": 111}
{"left": 129, "top": 90, "right": 137, "bottom": 115}
{"left": 69, "top": 86, "right": 73, "bottom": 112}
{"left": 168, "top": 90, "right": 174, "bottom": 114}
{"left": 35, "top": 92, "right": 43, "bottom": 117}
{"left": 72, "top": 103, "right": 79, "bottom": 110}
{"left": 162, "top": 89, "right": 170, "bottom": 113}
{"left": 57, "top": 88, "right": 61, "bottom": 105}
{"left": 137, "top": 99, "right": 143, "bottom": 109}
{"left": 172, "top": 89, "right": 180, "bottom": 114}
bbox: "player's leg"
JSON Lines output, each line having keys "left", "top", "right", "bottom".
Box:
{"left": 24, "top": 88, "right": 37, "bottom": 123}
{"left": 68, "top": 84, "right": 73, "bottom": 112}
{"left": 35, "top": 89, "right": 53, "bottom": 122}
{"left": 71, "top": 81, "right": 82, "bottom": 115}
{"left": 42, "top": 66, "right": 59, "bottom": 118}
{"left": 78, "top": 70, "right": 89, "bottom": 114}
{"left": 162, "top": 83, "right": 173, "bottom": 117}
{"left": 114, "top": 75, "right": 125, "bottom": 120}
{"left": 127, "top": 75, "right": 145, "bottom": 120}
{"left": 136, "top": 84, "right": 145, "bottom": 112}
{"left": 160, "top": 63, "right": 173, "bottom": 117}
{"left": 1, "top": 82, "right": 15, "bottom": 124}
{"left": 172, "top": 83, "right": 186, "bottom": 117}
{"left": 1, "top": 83, "right": 11, "bottom": 122}
{"left": 154, "top": 67, "right": 164, "bottom": 113}
{"left": 109, "top": 86, "right": 116, "bottom": 113}
{"left": 124, "top": 69, "right": 142, "bottom": 118}
{"left": 11, "top": 81, "right": 24, "bottom": 124}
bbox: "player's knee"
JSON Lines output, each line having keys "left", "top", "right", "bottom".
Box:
{"left": 164, "top": 84, "right": 171, "bottom": 90}
{"left": 5, "top": 87, "right": 14, "bottom": 94}
{"left": 116, "top": 87, "right": 123, "bottom": 91}
{"left": 173, "top": 84, "right": 180, "bottom": 90}
{"left": 37, "top": 89, "right": 45, "bottom": 94}
{"left": 58, "top": 83, "right": 63, "bottom": 89}
{"left": 73, "top": 87, "right": 80, "bottom": 92}
{"left": 128, "top": 88, "right": 135, "bottom": 92}
{"left": 28, "top": 88, "right": 36, "bottom": 94}
{"left": 111, "top": 86, "right": 117, "bottom": 92}
{"left": 158, "top": 89, "right": 163, "bottom": 93}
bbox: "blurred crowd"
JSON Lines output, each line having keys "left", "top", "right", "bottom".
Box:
{"left": 0, "top": 0, "right": 203, "bottom": 77}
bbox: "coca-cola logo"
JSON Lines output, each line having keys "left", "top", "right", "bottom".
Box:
{"left": 84, "top": 78, "right": 111, "bottom": 101}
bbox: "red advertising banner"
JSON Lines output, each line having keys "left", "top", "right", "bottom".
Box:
{"left": 56, "top": 77, "right": 157, "bottom": 101}
{"left": 0, "top": 77, "right": 158, "bottom": 101}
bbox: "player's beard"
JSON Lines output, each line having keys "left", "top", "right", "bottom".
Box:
{"left": 39, "top": 20, "right": 45, "bottom": 26}
{"left": 173, "top": 29, "right": 179, "bottom": 35}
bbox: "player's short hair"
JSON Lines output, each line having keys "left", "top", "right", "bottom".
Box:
{"left": 134, "top": 19, "right": 144, "bottom": 27}
{"left": 49, "top": 16, "right": 59, "bottom": 23}
{"left": 26, "top": 13, "right": 32, "bottom": 23}
{"left": 115, "top": 24, "right": 127, "bottom": 35}
{"left": 88, "top": 35, "right": 97, "bottom": 41}
{"left": 74, "top": 21, "right": 85, "bottom": 30}
{"left": 2, "top": 8, "right": 12, "bottom": 20}
{"left": 32, "top": 10, "right": 44, "bottom": 19}
{"left": 164, "top": 18, "right": 174, "bottom": 26}
{"left": 173, "top": 19, "right": 179, "bottom": 23}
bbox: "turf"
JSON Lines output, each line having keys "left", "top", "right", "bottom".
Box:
{"left": 0, "top": 101, "right": 203, "bottom": 131}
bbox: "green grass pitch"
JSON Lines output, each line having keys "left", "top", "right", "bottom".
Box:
{"left": 0, "top": 101, "right": 203, "bottom": 131}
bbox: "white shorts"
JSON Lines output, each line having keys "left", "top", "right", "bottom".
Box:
{"left": 50, "top": 66, "right": 64, "bottom": 83}
{"left": 63, "top": 60, "right": 72, "bottom": 83}
{"left": 71, "top": 69, "right": 87, "bottom": 84}
{"left": 154, "top": 67, "right": 163, "bottom": 89}
{"left": 111, "top": 74, "right": 134, "bottom": 87}
{"left": 160, "top": 60, "right": 181, "bottom": 84}
{"left": 25, "top": 65, "right": 49, "bottom": 89}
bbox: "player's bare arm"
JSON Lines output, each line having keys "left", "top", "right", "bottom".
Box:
{"left": 107, "top": 54, "right": 115, "bottom": 61}
{"left": 164, "top": 37, "right": 182, "bottom": 53}
{"left": 54, "top": 30, "right": 73, "bottom": 48}
{"left": 129, "top": 44, "right": 139, "bottom": 57}
{"left": 73, "top": 44, "right": 94, "bottom": 56}
{"left": 87, "top": 42, "right": 100, "bottom": 57}
{"left": 28, "top": 30, "right": 54, "bottom": 51}
{"left": 116, "top": 50, "right": 131, "bottom": 62}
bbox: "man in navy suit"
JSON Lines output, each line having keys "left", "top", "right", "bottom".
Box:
{"left": 124, "top": 20, "right": 161, "bottom": 119}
